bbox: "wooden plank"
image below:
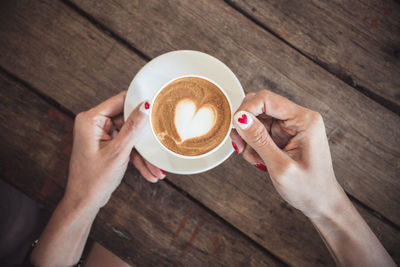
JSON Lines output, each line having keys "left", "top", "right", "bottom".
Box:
{"left": 0, "top": 0, "right": 399, "bottom": 265}
{"left": 0, "top": 72, "right": 283, "bottom": 266}
{"left": 227, "top": 0, "right": 400, "bottom": 111}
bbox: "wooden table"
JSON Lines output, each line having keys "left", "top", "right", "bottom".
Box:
{"left": 0, "top": 0, "right": 399, "bottom": 265}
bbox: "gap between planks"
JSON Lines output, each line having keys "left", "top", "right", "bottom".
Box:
{"left": 0, "top": 66, "right": 75, "bottom": 119}
{"left": 60, "top": 0, "right": 151, "bottom": 62}
{"left": 224, "top": 0, "right": 400, "bottom": 116}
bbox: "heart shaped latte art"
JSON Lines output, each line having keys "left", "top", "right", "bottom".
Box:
{"left": 174, "top": 99, "right": 216, "bottom": 142}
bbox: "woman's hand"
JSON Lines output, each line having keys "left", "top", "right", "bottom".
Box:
{"left": 230, "top": 89, "right": 344, "bottom": 219}
{"left": 66, "top": 91, "right": 165, "bottom": 210}
{"left": 231, "top": 89, "right": 395, "bottom": 266}
{"left": 31, "top": 92, "right": 166, "bottom": 267}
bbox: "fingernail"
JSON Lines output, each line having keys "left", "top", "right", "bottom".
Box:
{"left": 254, "top": 163, "right": 267, "bottom": 172}
{"left": 160, "top": 170, "right": 166, "bottom": 179}
{"left": 232, "top": 141, "right": 239, "bottom": 153}
{"left": 233, "top": 111, "right": 253, "bottom": 130}
{"left": 139, "top": 100, "right": 151, "bottom": 115}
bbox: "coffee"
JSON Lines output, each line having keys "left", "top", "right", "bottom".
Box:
{"left": 151, "top": 77, "right": 231, "bottom": 156}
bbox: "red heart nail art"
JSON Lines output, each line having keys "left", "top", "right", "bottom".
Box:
{"left": 238, "top": 114, "right": 247, "bottom": 124}
{"left": 145, "top": 102, "right": 150, "bottom": 110}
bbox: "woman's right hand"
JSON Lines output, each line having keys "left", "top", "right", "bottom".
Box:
{"left": 230, "top": 89, "right": 346, "bottom": 219}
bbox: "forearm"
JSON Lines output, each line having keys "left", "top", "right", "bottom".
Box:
{"left": 30, "top": 195, "right": 99, "bottom": 267}
{"left": 310, "top": 191, "right": 395, "bottom": 267}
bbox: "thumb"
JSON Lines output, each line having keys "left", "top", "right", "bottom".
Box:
{"left": 112, "top": 100, "right": 150, "bottom": 155}
{"left": 233, "top": 110, "right": 290, "bottom": 170}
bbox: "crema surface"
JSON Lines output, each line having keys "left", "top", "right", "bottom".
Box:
{"left": 151, "top": 77, "right": 231, "bottom": 156}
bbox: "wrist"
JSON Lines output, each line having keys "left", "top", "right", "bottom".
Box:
{"left": 64, "top": 173, "right": 109, "bottom": 213}
{"left": 309, "top": 185, "right": 354, "bottom": 226}
{"left": 307, "top": 180, "right": 352, "bottom": 223}
{"left": 61, "top": 191, "right": 100, "bottom": 219}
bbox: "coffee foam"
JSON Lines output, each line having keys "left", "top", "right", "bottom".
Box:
{"left": 151, "top": 77, "right": 231, "bottom": 156}
{"left": 174, "top": 99, "right": 216, "bottom": 142}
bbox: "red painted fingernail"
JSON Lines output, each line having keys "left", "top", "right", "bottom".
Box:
{"left": 232, "top": 141, "right": 239, "bottom": 153}
{"left": 161, "top": 170, "right": 166, "bottom": 175}
{"left": 238, "top": 114, "right": 247, "bottom": 124}
{"left": 254, "top": 163, "right": 267, "bottom": 172}
{"left": 140, "top": 100, "right": 150, "bottom": 115}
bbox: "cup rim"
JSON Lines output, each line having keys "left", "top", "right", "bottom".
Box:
{"left": 149, "top": 74, "right": 233, "bottom": 160}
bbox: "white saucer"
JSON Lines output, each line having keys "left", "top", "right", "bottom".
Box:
{"left": 124, "top": 50, "right": 245, "bottom": 174}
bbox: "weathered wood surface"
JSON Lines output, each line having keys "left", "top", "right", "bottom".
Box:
{"left": 65, "top": 0, "right": 399, "bottom": 225}
{"left": 0, "top": 0, "right": 399, "bottom": 265}
{"left": 228, "top": 0, "right": 400, "bottom": 111}
{"left": 1, "top": 74, "right": 399, "bottom": 267}
{"left": 0, "top": 72, "right": 283, "bottom": 266}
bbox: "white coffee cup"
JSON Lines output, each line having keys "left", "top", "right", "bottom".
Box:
{"left": 149, "top": 74, "right": 233, "bottom": 159}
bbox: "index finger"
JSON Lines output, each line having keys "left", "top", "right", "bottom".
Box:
{"left": 91, "top": 91, "right": 127, "bottom": 117}
{"left": 238, "top": 90, "right": 302, "bottom": 121}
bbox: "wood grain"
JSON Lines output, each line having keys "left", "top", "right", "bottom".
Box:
{"left": 0, "top": 0, "right": 399, "bottom": 265}
{"left": 0, "top": 0, "right": 140, "bottom": 113}
{"left": 0, "top": 72, "right": 283, "bottom": 266}
{"left": 64, "top": 0, "right": 400, "bottom": 226}
{"left": 228, "top": 0, "right": 400, "bottom": 111}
